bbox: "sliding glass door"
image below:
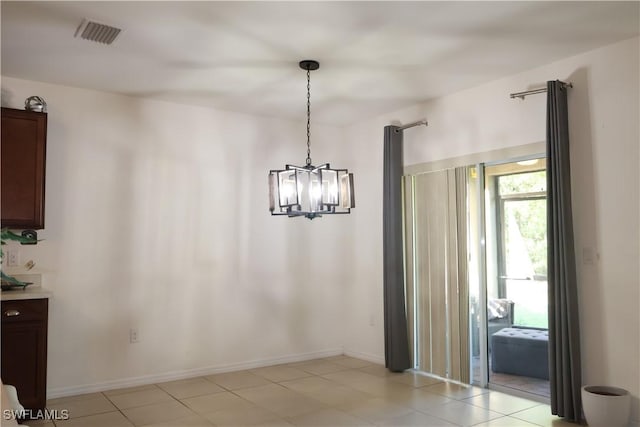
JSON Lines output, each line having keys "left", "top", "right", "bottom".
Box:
{"left": 471, "top": 157, "right": 550, "bottom": 398}
{"left": 404, "top": 151, "right": 549, "bottom": 399}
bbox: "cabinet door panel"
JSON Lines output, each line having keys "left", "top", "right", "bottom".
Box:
{"left": 1, "top": 299, "right": 48, "bottom": 411}
{"left": 1, "top": 107, "right": 47, "bottom": 229}
{"left": 1, "top": 325, "right": 43, "bottom": 407}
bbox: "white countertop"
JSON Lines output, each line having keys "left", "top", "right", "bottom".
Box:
{"left": 1, "top": 286, "right": 52, "bottom": 301}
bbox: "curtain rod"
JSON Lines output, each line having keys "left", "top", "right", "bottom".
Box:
{"left": 394, "top": 120, "right": 428, "bottom": 132}
{"left": 510, "top": 82, "right": 573, "bottom": 100}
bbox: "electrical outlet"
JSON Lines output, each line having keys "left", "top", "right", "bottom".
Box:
{"left": 583, "top": 247, "right": 598, "bottom": 265}
{"left": 5, "top": 249, "right": 19, "bottom": 267}
{"left": 129, "top": 328, "right": 140, "bottom": 343}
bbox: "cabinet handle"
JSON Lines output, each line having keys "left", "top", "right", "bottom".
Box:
{"left": 4, "top": 309, "right": 21, "bottom": 317}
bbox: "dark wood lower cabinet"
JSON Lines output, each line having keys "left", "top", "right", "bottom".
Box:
{"left": 1, "top": 298, "right": 48, "bottom": 411}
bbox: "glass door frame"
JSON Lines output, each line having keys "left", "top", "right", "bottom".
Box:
{"left": 475, "top": 162, "right": 489, "bottom": 387}
{"left": 472, "top": 153, "right": 547, "bottom": 396}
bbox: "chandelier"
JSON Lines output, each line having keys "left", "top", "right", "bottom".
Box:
{"left": 268, "top": 60, "right": 355, "bottom": 220}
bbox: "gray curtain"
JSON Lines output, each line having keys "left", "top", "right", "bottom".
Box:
{"left": 383, "top": 125, "right": 411, "bottom": 372}
{"left": 546, "top": 80, "right": 582, "bottom": 421}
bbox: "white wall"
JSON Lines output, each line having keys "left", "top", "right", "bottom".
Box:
{"left": 344, "top": 36, "right": 640, "bottom": 421}
{"left": 2, "top": 36, "right": 638, "bottom": 421}
{"left": 1, "top": 77, "right": 355, "bottom": 395}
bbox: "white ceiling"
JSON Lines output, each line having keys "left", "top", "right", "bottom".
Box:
{"left": 2, "top": 1, "right": 638, "bottom": 125}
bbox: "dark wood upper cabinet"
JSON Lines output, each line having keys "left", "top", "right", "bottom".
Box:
{"left": 1, "top": 107, "right": 47, "bottom": 229}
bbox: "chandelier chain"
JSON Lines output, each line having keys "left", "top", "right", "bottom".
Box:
{"left": 306, "top": 68, "right": 312, "bottom": 166}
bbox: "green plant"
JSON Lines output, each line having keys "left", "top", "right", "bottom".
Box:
{"left": 1, "top": 228, "right": 37, "bottom": 287}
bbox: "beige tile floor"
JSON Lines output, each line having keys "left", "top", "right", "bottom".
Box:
{"left": 31, "top": 356, "right": 575, "bottom": 427}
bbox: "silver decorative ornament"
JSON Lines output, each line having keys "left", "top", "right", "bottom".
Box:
{"left": 24, "top": 96, "right": 47, "bottom": 113}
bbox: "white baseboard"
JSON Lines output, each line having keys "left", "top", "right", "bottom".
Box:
{"left": 47, "top": 348, "right": 343, "bottom": 399}
{"left": 343, "top": 349, "right": 384, "bottom": 365}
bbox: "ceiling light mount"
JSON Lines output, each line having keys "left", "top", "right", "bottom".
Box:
{"left": 268, "top": 59, "right": 355, "bottom": 220}
{"left": 299, "top": 60, "right": 320, "bottom": 71}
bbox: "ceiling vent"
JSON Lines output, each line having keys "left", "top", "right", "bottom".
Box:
{"left": 74, "top": 19, "right": 122, "bottom": 45}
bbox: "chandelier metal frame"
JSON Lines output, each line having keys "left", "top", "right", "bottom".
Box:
{"left": 268, "top": 60, "right": 355, "bottom": 220}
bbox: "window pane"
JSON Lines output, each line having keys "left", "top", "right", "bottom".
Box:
{"left": 498, "top": 171, "right": 546, "bottom": 195}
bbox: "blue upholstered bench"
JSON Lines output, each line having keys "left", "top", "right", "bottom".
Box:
{"left": 491, "top": 327, "right": 549, "bottom": 380}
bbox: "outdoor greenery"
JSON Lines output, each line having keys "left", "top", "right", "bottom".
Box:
{"left": 498, "top": 170, "right": 546, "bottom": 195}
{"left": 499, "top": 170, "right": 548, "bottom": 329}
{"left": 514, "top": 306, "right": 548, "bottom": 329}
{"left": 499, "top": 171, "right": 547, "bottom": 277}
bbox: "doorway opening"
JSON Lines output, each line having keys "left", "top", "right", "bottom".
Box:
{"left": 470, "top": 157, "right": 550, "bottom": 399}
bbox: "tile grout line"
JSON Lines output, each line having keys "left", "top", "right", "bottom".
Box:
{"left": 100, "top": 390, "right": 137, "bottom": 427}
